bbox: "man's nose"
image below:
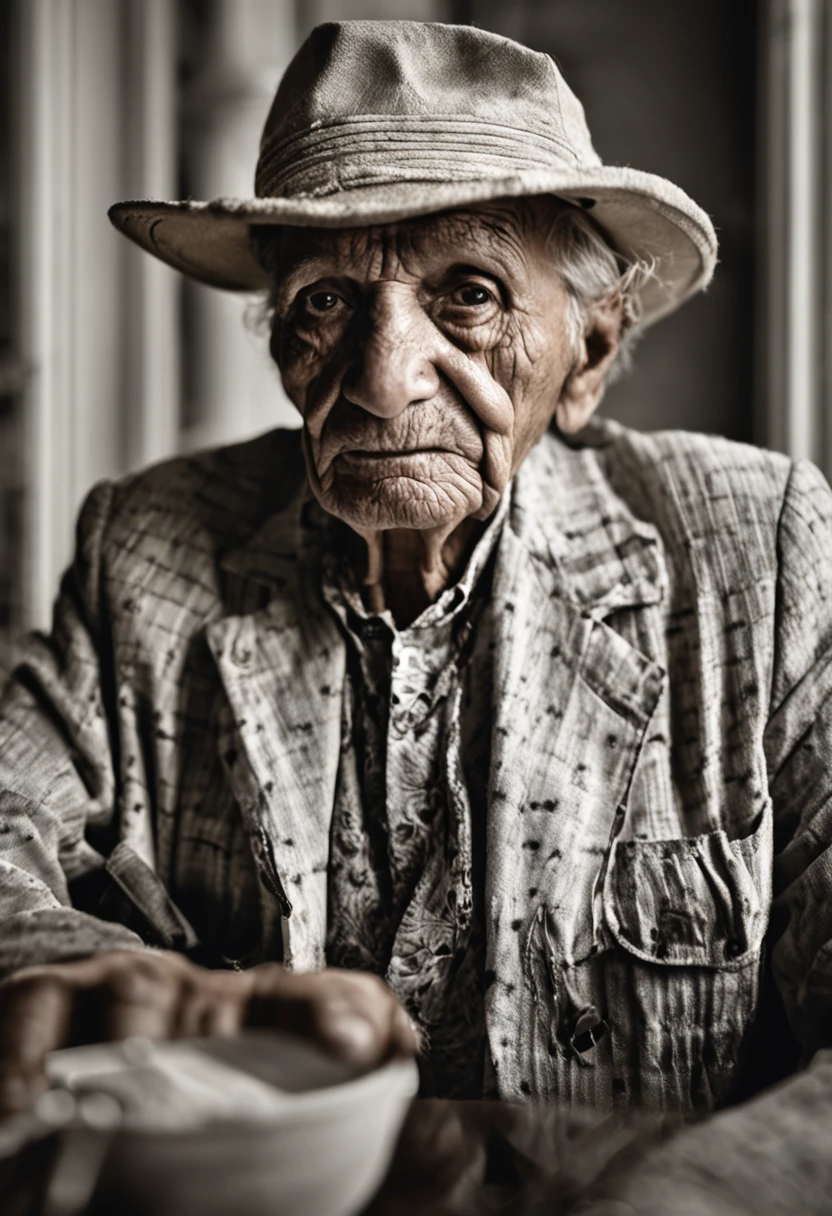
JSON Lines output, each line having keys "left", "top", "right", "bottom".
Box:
{"left": 341, "top": 290, "right": 440, "bottom": 418}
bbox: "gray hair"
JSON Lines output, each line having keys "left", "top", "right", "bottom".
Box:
{"left": 547, "top": 205, "right": 655, "bottom": 379}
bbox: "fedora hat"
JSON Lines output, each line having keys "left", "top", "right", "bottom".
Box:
{"left": 109, "top": 20, "right": 717, "bottom": 327}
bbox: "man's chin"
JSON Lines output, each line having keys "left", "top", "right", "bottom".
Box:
{"left": 319, "top": 472, "right": 483, "bottom": 534}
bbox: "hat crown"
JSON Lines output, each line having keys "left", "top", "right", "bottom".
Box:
{"left": 255, "top": 21, "right": 600, "bottom": 199}
{"left": 108, "top": 18, "right": 717, "bottom": 326}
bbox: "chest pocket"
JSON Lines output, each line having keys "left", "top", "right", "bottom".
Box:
{"left": 599, "top": 810, "right": 772, "bottom": 1110}
{"left": 604, "top": 815, "right": 771, "bottom": 968}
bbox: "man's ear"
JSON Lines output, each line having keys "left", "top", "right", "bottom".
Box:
{"left": 555, "top": 296, "right": 623, "bottom": 434}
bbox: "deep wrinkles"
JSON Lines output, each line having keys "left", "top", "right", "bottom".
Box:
{"left": 318, "top": 396, "right": 484, "bottom": 473}
{"left": 274, "top": 199, "right": 580, "bottom": 594}
{"left": 331, "top": 455, "right": 483, "bottom": 532}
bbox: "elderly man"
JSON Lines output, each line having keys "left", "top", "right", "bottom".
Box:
{"left": 0, "top": 18, "right": 830, "bottom": 1161}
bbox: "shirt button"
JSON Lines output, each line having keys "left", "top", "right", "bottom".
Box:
{"left": 725, "top": 938, "right": 743, "bottom": 960}
{"left": 360, "top": 618, "right": 386, "bottom": 640}
{"left": 570, "top": 1006, "right": 608, "bottom": 1056}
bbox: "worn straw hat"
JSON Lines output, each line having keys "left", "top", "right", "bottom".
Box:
{"left": 109, "top": 20, "right": 717, "bottom": 327}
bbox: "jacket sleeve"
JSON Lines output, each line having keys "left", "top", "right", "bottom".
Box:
{"left": 764, "top": 458, "right": 832, "bottom": 1059}
{"left": 0, "top": 481, "right": 145, "bottom": 979}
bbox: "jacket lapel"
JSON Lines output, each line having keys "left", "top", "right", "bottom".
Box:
{"left": 206, "top": 498, "right": 345, "bottom": 972}
{"left": 485, "top": 432, "right": 667, "bottom": 1096}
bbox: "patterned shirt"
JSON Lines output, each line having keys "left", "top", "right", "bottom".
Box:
{"left": 317, "top": 498, "right": 508, "bottom": 1098}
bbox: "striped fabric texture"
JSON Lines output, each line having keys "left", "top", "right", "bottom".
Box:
{"left": 0, "top": 417, "right": 830, "bottom": 1113}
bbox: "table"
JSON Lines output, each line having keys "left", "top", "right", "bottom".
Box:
{"left": 4, "top": 1052, "right": 832, "bottom": 1216}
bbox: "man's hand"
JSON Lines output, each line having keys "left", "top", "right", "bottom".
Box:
{"left": 0, "top": 951, "right": 418, "bottom": 1114}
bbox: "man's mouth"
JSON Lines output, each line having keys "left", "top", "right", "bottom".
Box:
{"left": 340, "top": 449, "right": 442, "bottom": 457}
{"left": 337, "top": 448, "right": 446, "bottom": 465}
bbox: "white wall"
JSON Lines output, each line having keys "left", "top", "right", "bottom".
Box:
{"left": 760, "top": 0, "right": 830, "bottom": 469}
{"left": 179, "top": 0, "right": 299, "bottom": 453}
{"left": 16, "top": 0, "right": 179, "bottom": 630}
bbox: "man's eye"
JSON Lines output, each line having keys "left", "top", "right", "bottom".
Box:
{"left": 306, "top": 291, "right": 342, "bottom": 313}
{"left": 450, "top": 284, "right": 493, "bottom": 307}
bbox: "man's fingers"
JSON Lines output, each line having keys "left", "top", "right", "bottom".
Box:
{"left": 318, "top": 972, "right": 417, "bottom": 1062}
{"left": 312, "top": 994, "right": 384, "bottom": 1063}
{"left": 0, "top": 955, "right": 415, "bottom": 1117}
{"left": 0, "top": 954, "right": 186, "bottom": 1114}
{"left": 103, "top": 977, "right": 179, "bottom": 1041}
{"left": 195, "top": 994, "right": 247, "bottom": 1038}
{"left": 174, "top": 971, "right": 249, "bottom": 1039}
{"left": 0, "top": 974, "right": 73, "bottom": 1112}
{"left": 391, "top": 1001, "right": 421, "bottom": 1057}
{"left": 246, "top": 966, "right": 416, "bottom": 1067}
{"left": 244, "top": 967, "right": 368, "bottom": 1055}
{"left": 301, "top": 972, "right": 410, "bottom": 1066}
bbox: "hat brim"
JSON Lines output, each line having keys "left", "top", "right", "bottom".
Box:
{"left": 109, "top": 165, "right": 717, "bottom": 328}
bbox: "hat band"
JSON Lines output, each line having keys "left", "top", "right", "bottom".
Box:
{"left": 254, "top": 114, "right": 591, "bottom": 199}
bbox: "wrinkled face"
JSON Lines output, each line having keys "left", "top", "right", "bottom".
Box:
{"left": 270, "top": 198, "right": 577, "bottom": 535}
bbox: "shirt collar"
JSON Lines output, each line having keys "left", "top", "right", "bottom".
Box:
{"left": 313, "top": 491, "right": 510, "bottom": 637}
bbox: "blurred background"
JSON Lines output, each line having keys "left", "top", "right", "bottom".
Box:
{"left": 0, "top": 0, "right": 829, "bottom": 657}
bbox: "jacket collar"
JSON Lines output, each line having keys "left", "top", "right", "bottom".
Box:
{"left": 218, "top": 486, "right": 310, "bottom": 591}
{"left": 509, "top": 424, "right": 666, "bottom": 617}
{"left": 218, "top": 421, "right": 666, "bottom": 618}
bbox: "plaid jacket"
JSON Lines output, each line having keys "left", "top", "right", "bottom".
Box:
{"left": 1, "top": 418, "right": 830, "bottom": 1112}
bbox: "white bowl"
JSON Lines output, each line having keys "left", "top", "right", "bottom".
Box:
{"left": 46, "top": 1032, "right": 419, "bottom": 1216}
